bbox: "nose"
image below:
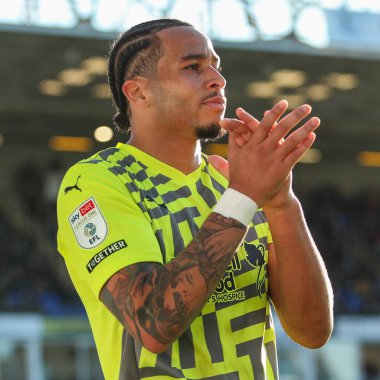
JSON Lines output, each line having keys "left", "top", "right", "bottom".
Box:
{"left": 206, "top": 66, "right": 226, "bottom": 90}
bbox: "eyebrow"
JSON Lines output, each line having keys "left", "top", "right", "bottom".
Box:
{"left": 180, "top": 52, "right": 220, "bottom": 66}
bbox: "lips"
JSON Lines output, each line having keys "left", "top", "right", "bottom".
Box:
{"left": 202, "top": 96, "right": 226, "bottom": 112}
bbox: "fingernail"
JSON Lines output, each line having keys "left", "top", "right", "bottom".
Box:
{"left": 311, "top": 117, "right": 320, "bottom": 126}
{"left": 272, "top": 100, "right": 288, "bottom": 111}
{"left": 301, "top": 104, "right": 312, "bottom": 113}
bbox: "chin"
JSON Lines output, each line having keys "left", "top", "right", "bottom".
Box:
{"left": 195, "top": 123, "right": 226, "bottom": 142}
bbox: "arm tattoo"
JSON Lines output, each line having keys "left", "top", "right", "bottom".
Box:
{"left": 100, "top": 213, "right": 247, "bottom": 348}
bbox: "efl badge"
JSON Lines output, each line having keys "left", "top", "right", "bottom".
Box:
{"left": 69, "top": 197, "right": 108, "bottom": 249}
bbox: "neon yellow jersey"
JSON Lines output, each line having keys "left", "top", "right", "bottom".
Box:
{"left": 57, "top": 143, "right": 278, "bottom": 380}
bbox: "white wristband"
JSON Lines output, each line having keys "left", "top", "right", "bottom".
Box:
{"left": 213, "top": 188, "right": 258, "bottom": 226}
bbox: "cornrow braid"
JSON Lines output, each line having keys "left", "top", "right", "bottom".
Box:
{"left": 107, "top": 18, "right": 192, "bottom": 133}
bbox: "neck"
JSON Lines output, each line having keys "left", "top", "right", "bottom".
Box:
{"left": 127, "top": 132, "right": 202, "bottom": 175}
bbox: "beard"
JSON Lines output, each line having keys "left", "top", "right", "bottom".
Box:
{"left": 194, "top": 122, "right": 226, "bottom": 142}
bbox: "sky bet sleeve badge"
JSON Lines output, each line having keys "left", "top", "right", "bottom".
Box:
{"left": 68, "top": 196, "right": 108, "bottom": 249}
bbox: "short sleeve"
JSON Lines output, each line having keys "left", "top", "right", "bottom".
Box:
{"left": 57, "top": 162, "right": 163, "bottom": 298}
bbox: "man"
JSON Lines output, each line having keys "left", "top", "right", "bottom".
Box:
{"left": 57, "top": 18, "right": 333, "bottom": 380}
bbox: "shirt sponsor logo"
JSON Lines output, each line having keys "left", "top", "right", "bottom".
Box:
{"left": 68, "top": 196, "right": 108, "bottom": 249}
{"left": 208, "top": 243, "right": 268, "bottom": 304}
{"left": 86, "top": 239, "right": 127, "bottom": 273}
{"left": 208, "top": 254, "right": 244, "bottom": 304}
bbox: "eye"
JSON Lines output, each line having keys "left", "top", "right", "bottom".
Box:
{"left": 185, "top": 63, "right": 199, "bottom": 71}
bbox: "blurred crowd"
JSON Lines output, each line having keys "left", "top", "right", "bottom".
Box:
{"left": 0, "top": 159, "right": 84, "bottom": 316}
{"left": 1, "top": 160, "right": 380, "bottom": 317}
{"left": 299, "top": 185, "right": 380, "bottom": 315}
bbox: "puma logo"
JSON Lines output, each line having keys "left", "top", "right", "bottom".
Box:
{"left": 64, "top": 175, "right": 82, "bottom": 194}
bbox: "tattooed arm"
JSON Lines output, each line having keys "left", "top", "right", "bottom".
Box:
{"left": 100, "top": 213, "right": 247, "bottom": 353}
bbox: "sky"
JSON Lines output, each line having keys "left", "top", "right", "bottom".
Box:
{"left": 1, "top": 0, "right": 380, "bottom": 48}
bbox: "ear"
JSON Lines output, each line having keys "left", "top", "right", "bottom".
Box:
{"left": 121, "top": 78, "right": 148, "bottom": 108}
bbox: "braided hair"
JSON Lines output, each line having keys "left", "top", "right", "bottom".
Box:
{"left": 108, "top": 19, "right": 192, "bottom": 133}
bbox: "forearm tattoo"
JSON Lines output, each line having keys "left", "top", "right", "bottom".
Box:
{"left": 100, "top": 213, "right": 246, "bottom": 347}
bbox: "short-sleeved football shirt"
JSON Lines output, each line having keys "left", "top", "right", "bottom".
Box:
{"left": 57, "top": 143, "right": 278, "bottom": 380}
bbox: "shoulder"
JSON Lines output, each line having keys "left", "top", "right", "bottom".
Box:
{"left": 57, "top": 147, "right": 136, "bottom": 219}
{"left": 59, "top": 145, "right": 133, "bottom": 194}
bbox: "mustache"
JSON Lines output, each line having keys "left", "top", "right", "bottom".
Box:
{"left": 201, "top": 91, "right": 225, "bottom": 102}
